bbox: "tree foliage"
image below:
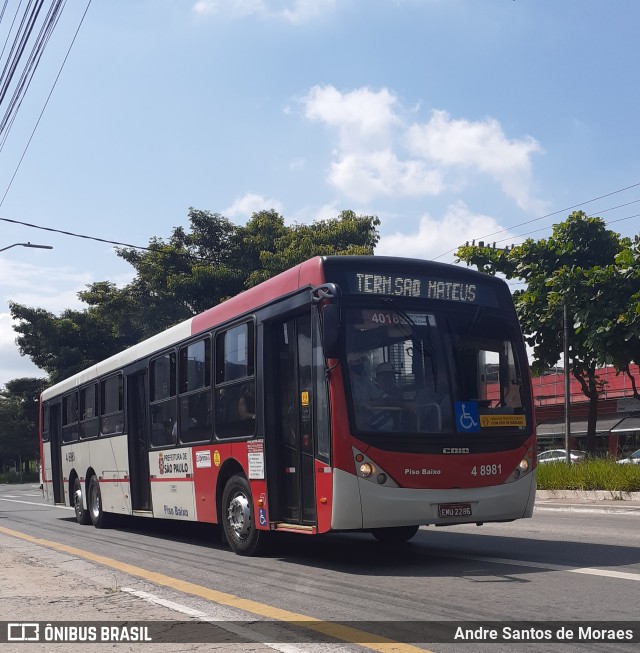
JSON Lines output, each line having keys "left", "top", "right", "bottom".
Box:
{"left": 456, "top": 211, "right": 639, "bottom": 451}
{"left": 10, "top": 208, "right": 380, "bottom": 383}
{"left": 0, "top": 378, "right": 47, "bottom": 470}
{"left": 569, "top": 235, "right": 640, "bottom": 395}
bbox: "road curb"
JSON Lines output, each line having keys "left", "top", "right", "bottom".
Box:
{"left": 537, "top": 489, "right": 640, "bottom": 501}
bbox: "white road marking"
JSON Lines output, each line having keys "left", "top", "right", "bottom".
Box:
{"left": 0, "top": 497, "right": 72, "bottom": 510}
{"left": 446, "top": 552, "right": 640, "bottom": 582}
{"left": 121, "top": 587, "right": 343, "bottom": 653}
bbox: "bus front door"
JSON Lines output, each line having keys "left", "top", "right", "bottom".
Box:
{"left": 126, "top": 370, "right": 151, "bottom": 511}
{"left": 272, "top": 313, "right": 316, "bottom": 526}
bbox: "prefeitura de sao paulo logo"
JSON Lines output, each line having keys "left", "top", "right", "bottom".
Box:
{"left": 158, "top": 451, "right": 164, "bottom": 475}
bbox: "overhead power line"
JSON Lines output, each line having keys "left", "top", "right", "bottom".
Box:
{"left": 0, "top": 214, "right": 165, "bottom": 251}
{"left": 433, "top": 181, "right": 640, "bottom": 261}
{"left": 2, "top": 206, "right": 639, "bottom": 270}
{"left": 0, "top": 214, "right": 215, "bottom": 263}
{"left": 0, "top": 0, "right": 66, "bottom": 148}
{"left": 0, "top": 0, "right": 91, "bottom": 206}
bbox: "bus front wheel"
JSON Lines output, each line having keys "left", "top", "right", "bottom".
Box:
{"left": 73, "top": 477, "right": 91, "bottom": 525}
{"left": 88, "top": 475, "right": 110, "bottom": 528}
{"left": 221, "top": 475, "right": 264, "bottom": 556}
{"left": 371, "top": 525, "right": 419, "bottom": 544}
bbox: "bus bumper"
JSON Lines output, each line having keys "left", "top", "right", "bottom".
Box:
{"left": 331, "top": 468, "right": 536, "bottom": 530}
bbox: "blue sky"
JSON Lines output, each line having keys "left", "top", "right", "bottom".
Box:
{"left": 1, "top": 0, "right": 639, "bottom": 385}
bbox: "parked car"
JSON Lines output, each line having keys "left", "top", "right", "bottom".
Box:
{"left": 537, "top": 449, "right": 586, "bottom": 463}
{"left": 617, "top": 448, "right": 640, "bottom": 465}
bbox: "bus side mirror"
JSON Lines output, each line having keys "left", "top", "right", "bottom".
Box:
{"left": 321, "top": 304, "right": 340, "bottom": 359}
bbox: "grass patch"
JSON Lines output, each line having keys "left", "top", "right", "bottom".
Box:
{"left": 0, "top": 470, "right": 39, "bottom": 484}
{"left": 537, "top": 458, "right": 640, "bottom": 492}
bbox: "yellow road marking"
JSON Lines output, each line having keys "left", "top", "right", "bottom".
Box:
{"left": 0, "top": 525, "right": 433, "bottom": 653}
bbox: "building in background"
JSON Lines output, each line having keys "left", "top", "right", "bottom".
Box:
{"left": 534, "top": 364, "right": 640, "bottom": 456}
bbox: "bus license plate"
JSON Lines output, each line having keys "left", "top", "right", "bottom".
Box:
{"left": 438, "top": 503, "right": 472, "bottom": 518}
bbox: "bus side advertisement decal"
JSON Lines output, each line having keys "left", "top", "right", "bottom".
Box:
{"left": 247, "top": 440, "right": 264, "bottom": 479}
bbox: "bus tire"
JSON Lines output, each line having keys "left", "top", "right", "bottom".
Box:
{"left": 221, "top": 475, "right": 264, "bottom": 556}
{"left": 88, "top": 475, "right": 110, "bottom": 528}
{"left": 73, "top": 477, "right": 91, "bottom": 525}
{"left": 371, "top": 525, "right": 419, "bottom": 544}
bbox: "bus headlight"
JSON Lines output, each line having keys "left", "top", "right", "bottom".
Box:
{"left": 353, "top": 447, "right": 398, "bottom": 487}
{"left": 359, "top": 462, "right": 374, "bottom": 478}
{"left": 504, "top": 447, "right": 534, "bottom": 483}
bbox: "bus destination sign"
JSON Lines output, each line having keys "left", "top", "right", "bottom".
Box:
{"left": 349, "top": 271, "right": 495, "bottom": 304}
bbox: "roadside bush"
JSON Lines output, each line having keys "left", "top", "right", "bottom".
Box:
{"left": 0, "top": 469, "right": 39, "bottom": 484}
{"left": 537, "top": 458, "right": 640, "bottom": 492}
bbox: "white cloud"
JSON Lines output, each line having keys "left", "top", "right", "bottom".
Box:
{"left": 0, "top": 312, "right": 16, "bottom": 348}
{"left": 300, "top": 85, "right": 544, "bottom": 210}
{"left": 407, "top": 110, "right": 544, "bottom": 212}
{"left": 303, "top": 85, "right": 400, "bottom": 150}
{"left": 0, "top": 260, "right": 91, "bottom": 312}
{"left": 192, "top": 0, "right": 335, "bottom": 23}
{"left": 281, "top": 0, "right": 336, "bottom": 24}
{"left": 0, "top": 312, "right": 47, "bottom": 386}
{"left": 0, "top": 260, "right": 95, "bottom": 386}
{"left": 328, "top": 151, "right": 444, "bottom": 203}
{"left": 313, "top": 201, "right": 341, "bottom": 222}
{"left": 223, "top": 192, "right": 284, "bottom": 218}
{"left": 376, "top": 202, "right": 519, "bottom": 263}
{"left": 193, "top": 0, "right": 263, "bottom": 17}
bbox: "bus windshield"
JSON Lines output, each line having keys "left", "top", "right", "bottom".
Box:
{"left": 344, "top": 305, "right": 527, "bottom": 436}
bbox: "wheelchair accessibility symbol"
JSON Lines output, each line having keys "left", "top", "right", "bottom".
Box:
{"left": 454, "top": 401, "right": 480, "bottom": 432}
{"left": 258, "top": 508, "right": 267, "bottom": 526}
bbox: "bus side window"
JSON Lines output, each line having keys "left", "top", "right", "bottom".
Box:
{"left": 215, "top": 322, "right": 255, "bottom": 438}
{"left": 178, "top": 338, "right": 212, "bottom": 443}
{"left": 62, "top": 391, "right": 79, "bottom": 442}
{"left": 149, "top": 354, "right": 177, "bottom": 446}
{"left": 80, "top": 383, "right": 99, "bottom": 439}
{"left": 100, "top": 374, "right": 124, "bottom": 436}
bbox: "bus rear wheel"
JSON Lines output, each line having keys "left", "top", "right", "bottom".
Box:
{"left": 88, "top": 475, "right": 110, "bottom": 528}
{"left": 221, "top": 475, "right": 264, "bottom": 556}
{"left": 371, "top": 525, "right": 419, "bottom": 544}
{"left": 73, "top": 477, "right": 91, "bottom": 525}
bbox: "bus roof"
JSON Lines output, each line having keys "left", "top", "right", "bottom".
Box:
{"left": 41, "top": 256, "right": 325, "bottom": 400}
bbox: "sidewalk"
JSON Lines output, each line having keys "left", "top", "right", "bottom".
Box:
{"left": 537, "top": 489, "right": 640, "bottom": 502}
{"left": 0, "top": 531, "right": 276, "bottom": 653}
{"left": 535, "top": 489, "right": 640, "bottom": 513}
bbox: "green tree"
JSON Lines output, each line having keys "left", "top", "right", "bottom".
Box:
{"left": 0, "top": 378, "right": 46, "bottom": 477}
{"left": 570, "top": 236, "right": 640, "bottom": 396}
{"left": 456, "top": 211, "right": 632, "bottom": 452}
{"left": 9, "top": 302, "right": 135, "bottom": 383}
{"left": 9, "top": 208, "right": 380, "bottom": 383}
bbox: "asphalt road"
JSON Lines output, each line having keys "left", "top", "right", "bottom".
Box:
{"left": 1, "top": 483, "right": 639, "bottom": 653}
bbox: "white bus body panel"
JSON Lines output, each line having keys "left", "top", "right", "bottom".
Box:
{"left": 41, "top": 321, "right": 193, "bottom": 401}
{"left": 331, "top": 468, "right": 364, "bottom": 529}
{"left": 62, "top": 435, "right": 131, "bottom": 514}
{"left": 332, "top": 467, "right": 536, "bottom": 530}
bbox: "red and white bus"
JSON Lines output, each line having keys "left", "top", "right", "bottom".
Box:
{"left": 40, "top": 255, "right": 536, "bottom": 555}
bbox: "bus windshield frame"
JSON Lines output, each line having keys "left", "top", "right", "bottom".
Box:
{"left": 340, "top": 298, "right": 532, "bottom": 451}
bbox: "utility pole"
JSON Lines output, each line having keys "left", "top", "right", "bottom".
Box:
{"left": 564, "top": 302, "right": 571, "bottom": 463}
